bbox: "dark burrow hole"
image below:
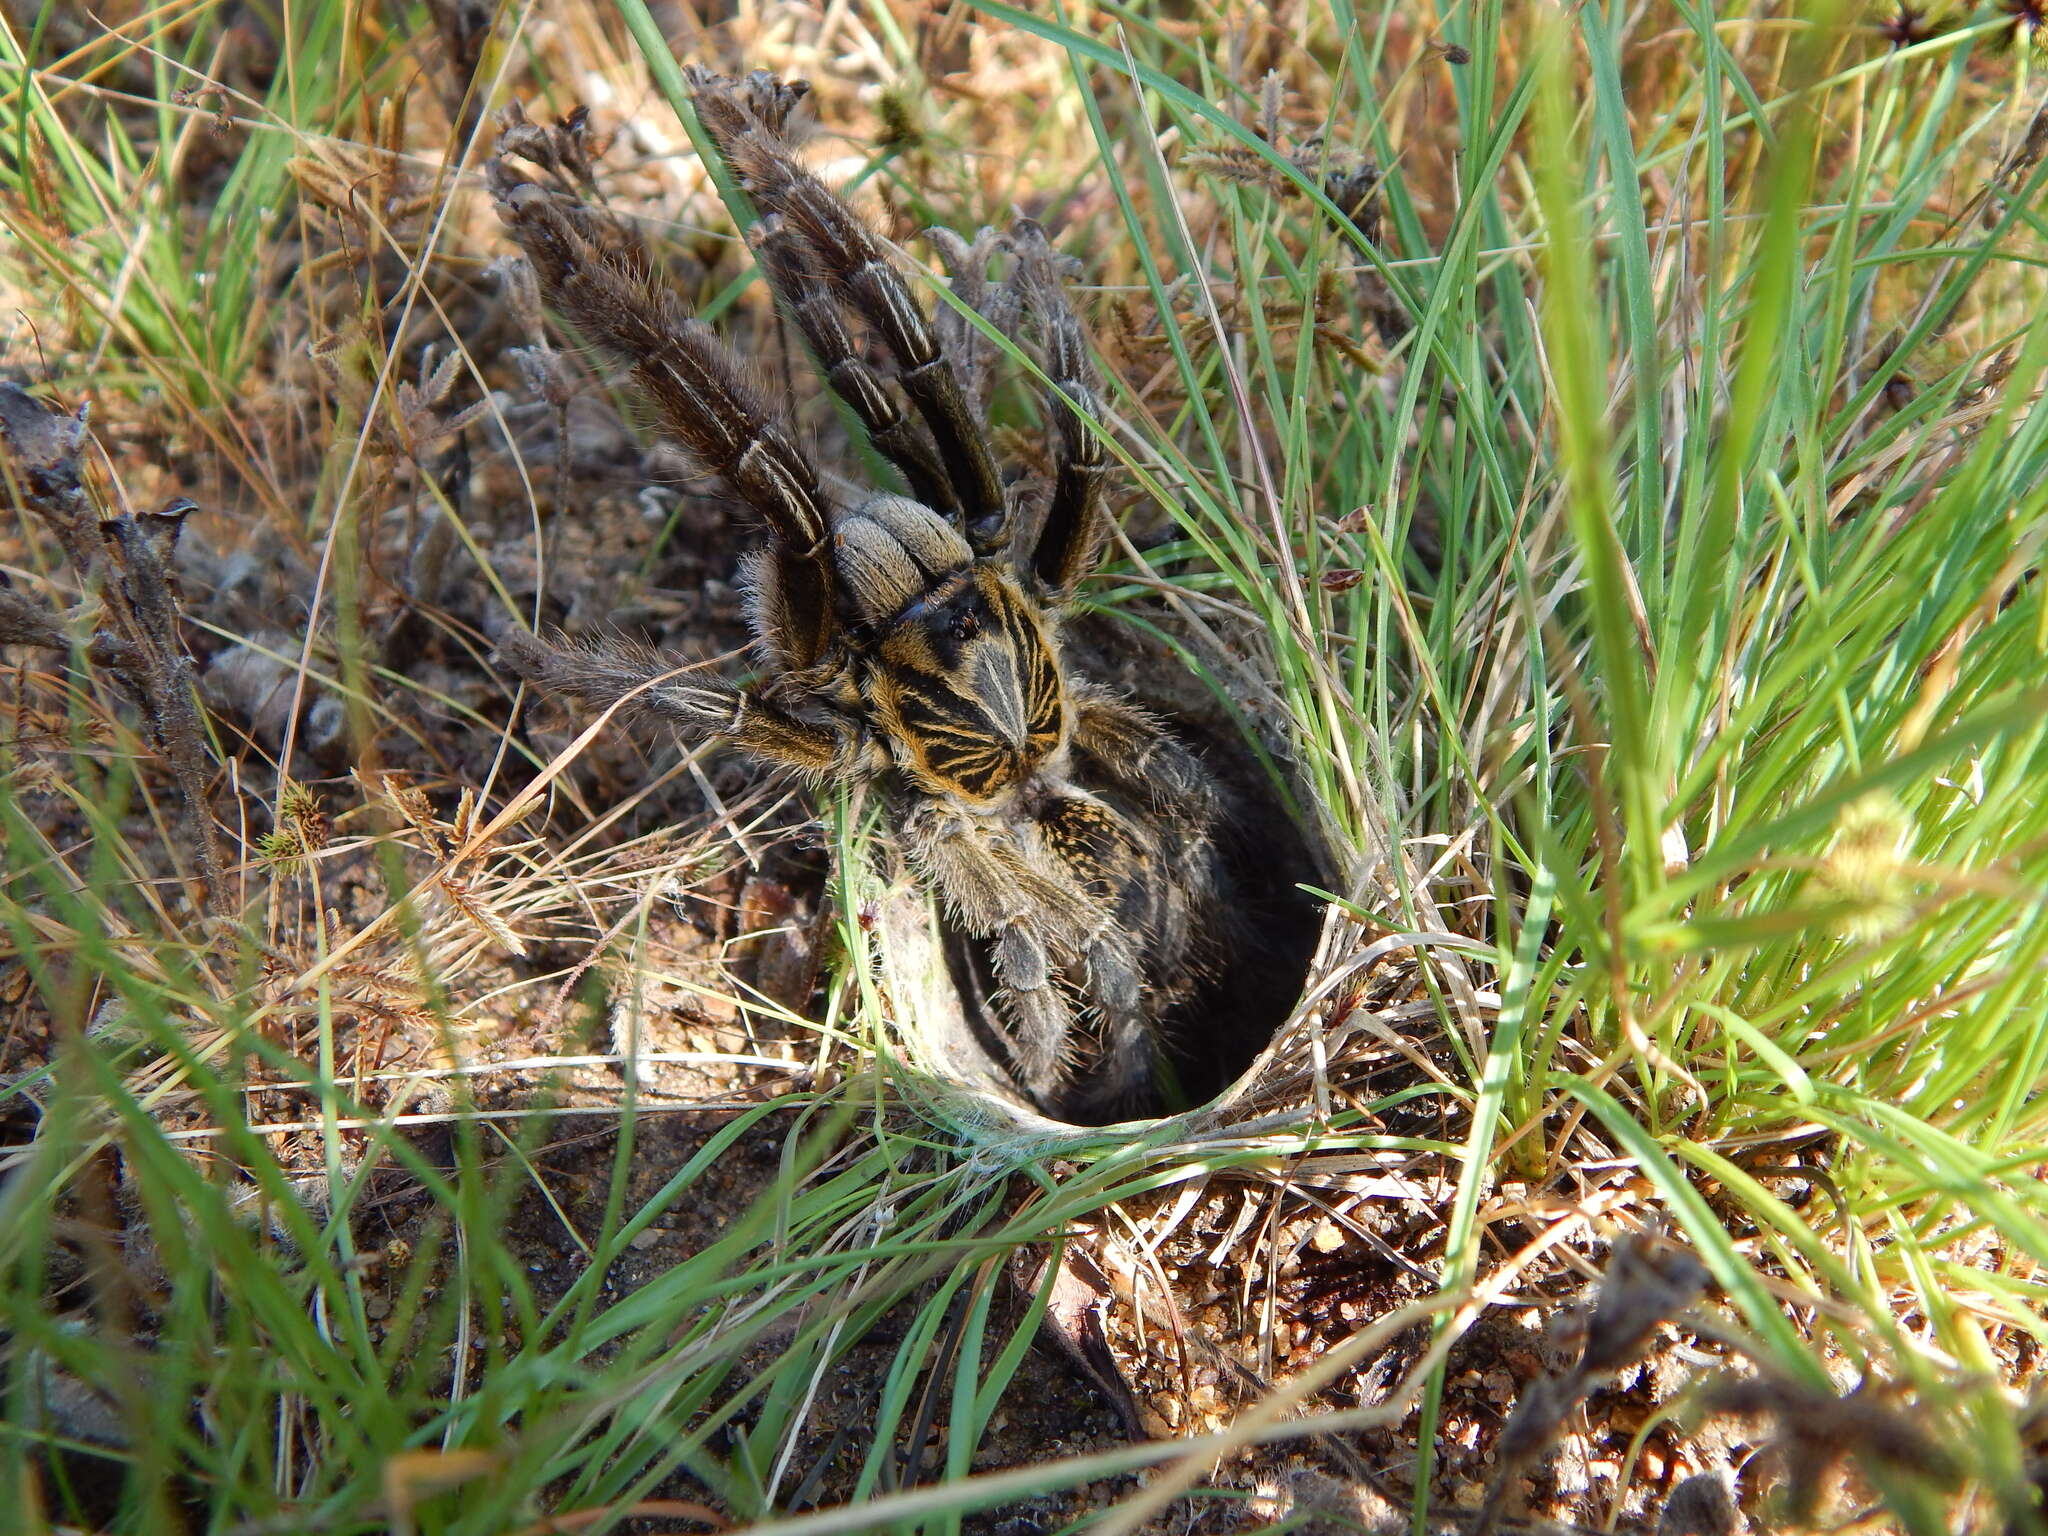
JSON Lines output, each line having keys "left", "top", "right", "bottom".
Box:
{"left": 935, "top": 618, "right": 1327, "bottom": 1126}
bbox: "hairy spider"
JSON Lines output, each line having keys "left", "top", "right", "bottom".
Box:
{"left": 491, "top": 71, "right": 1249, "bottom": 1118}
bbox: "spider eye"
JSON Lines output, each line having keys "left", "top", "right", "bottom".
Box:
{"left": 948, "top": 607, "right": 982, "bottom": 642}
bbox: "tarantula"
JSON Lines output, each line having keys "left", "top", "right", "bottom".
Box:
{"left": 491, "top": 72, "right": 1236, "bottom": 1117}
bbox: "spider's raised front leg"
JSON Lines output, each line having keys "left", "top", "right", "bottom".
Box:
{"left": 687, "top": 71, "right": 1011, "bottom": 555}
{"left": 1007, "top": 220, "right": 1113, "bottom": 596}
{"left": 490, "top": 167, "right": 838, "bottom": 673}
{"left": 747, "top": 214, "right": 954, "bottom": 516}
{"left": 496, "top": 631, "right": 853, "bottom": 781}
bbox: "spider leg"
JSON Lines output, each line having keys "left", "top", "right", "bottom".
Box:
{"left": 1070, "top": 691, "right": 1221, "bottom": 824}
{"left": 1001, "top": 926, "right": 1155, "bottom": 1116}
{"left": 490, "top": 170, "right": 838, "bottom": 670}
{"left": 904, "top": 802, "right": 1110, "bottom": 1099}
{"left": 1008, "top": 220, "right": 1112, "bottom": 596}
{"left": 991, "top": 923, "right": 1080, "bottom": 1101}
{"left": 689, "top": 73, "right": 1010, "bottom": 553}
{"left": 497, "top": 630, "right": 850, "bottom": 779}
{"left": 1064, "top": 1003, "right": 1156, "bottom": 1122}
{"left": 748, "top": 214, "right": 955, "bottom": 514}
{"left": 1068, "top": 692, "right": 1223, "bottom": 1001}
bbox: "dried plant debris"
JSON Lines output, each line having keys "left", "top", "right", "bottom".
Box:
{"left": 1576, "top": 1241, "right": 1714, "bottom": 1378}
{"left": 1185, "top": 70, "right": 1407, "bottom": 345}
{"left": 1473, "top": 1239, "right": 1711, "bottom": 1536}
{"left": 1011, "top": 1244, "right": 1147, "bottom": 1440}
{"left": 288, "top": 103, "right": 434, "bottom": 284}
{"left": 925, "top": 225, "right": 1024, "bottom": 412}
{"left": 373, "top": 771, "right": 535, "bottom": 959}
{"left": 1704, "top": 1371, "right": 1961, "bottom": 1526}
{"left": 424, "top": 0, "right": 493, "bottom": 141}
{"left": 1464, "top": 1233, "right": 1989, "bottom": 1533}
{"left": 493, "top": 99, "right": 610, "bottom": 199}
{"left": 1653, "top": 1472, "right": 1741, "bottom": 1536}
{"left": 0, "top": 382, "right": 228, "bottom": 915}
{"left": 1242, "top": 1465, "right": 1408, "bottom": 1535}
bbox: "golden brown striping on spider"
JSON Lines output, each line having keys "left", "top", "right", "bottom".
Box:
{"left": 490, "top": 70, "right": 1257, "bottom": 1119}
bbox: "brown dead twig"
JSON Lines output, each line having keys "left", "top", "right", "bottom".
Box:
{"left": 0, "top": 381, "right": 230, "bottom": 916}
{"left": 1702, "top": 1372, "right": 1960, "bottom": 1527}
{"left": 1473, "top": 1238, "right": 1712, "bottom": 1536}
{"left": 1476, "top": 1235, "right": 1971, "bottom": 1534}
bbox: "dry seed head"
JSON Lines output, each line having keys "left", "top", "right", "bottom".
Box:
{"left": 256, "top": 828, "right": 307, "bottom": 874}
{"left": 1876, "top": 1, "right": 1938, "bottom": 47}
{"left": 1184, "top": 145, "right": 1293, "bottom": 195}
{"left": 271, "top": 779, "right": 331, "bottom": 862}
{"left": 874, "top": 86, "right": 922, "bottom": 150}
{"left": 1258, "top": 70, "right": 1285, "bottom": 142}
{"left": 439, "top": 876, "right": 527, "bottom": 957}
{"left": 2002, "top": 0, "right": 2048, "bottom": 47}
{"left": 491, "top": 253, "right": 548, "bottom": 343}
